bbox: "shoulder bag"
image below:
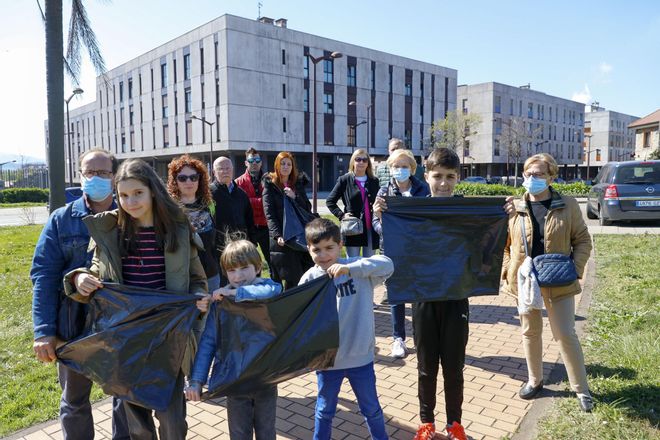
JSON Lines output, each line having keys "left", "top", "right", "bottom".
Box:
{"left": 520, "top": 217, "right": 577, "bottom": 287}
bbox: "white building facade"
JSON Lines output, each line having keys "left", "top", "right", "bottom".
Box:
{"left": 457, "top": 82, "right": 585, "bottom": 180}
{"left": 50, "top": 14, "right": 457, "bottom": 190}
{"left": 582, "top": 103, "right": 638, "bottom": 179}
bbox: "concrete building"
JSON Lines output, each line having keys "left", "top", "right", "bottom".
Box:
{"left": 48, "top": 14, "right": 457, "bottom": 190}
{"left": 629, "top": 109, "right": 660, "bottom": 160}
{"left": 457, "top": 82, "right": 584, "bottom": 180}
{"left": 581, "top": 103, "right": 638, "bottom": 179}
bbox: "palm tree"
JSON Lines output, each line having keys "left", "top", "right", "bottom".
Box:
{"left": 40, "top": 0, "right": 106, "bottom": 212}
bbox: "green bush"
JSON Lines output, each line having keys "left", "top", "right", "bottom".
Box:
{"left": 0, "top": 188, "right": 49, "bottom": 203}
{"left": 454, "top": 182, "right": 591, "bottom": 197}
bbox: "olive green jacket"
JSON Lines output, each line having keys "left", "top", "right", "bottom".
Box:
{"left": 501, "top": 188, "right": 592, "bottom": 302}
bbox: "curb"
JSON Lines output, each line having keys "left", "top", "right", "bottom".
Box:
{"left": 510, "top": 249, "right": 597, "bottom": 440}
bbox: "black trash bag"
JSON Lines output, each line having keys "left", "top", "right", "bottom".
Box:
{"left": 205, "top": 275, "right": 339, "bottom": 398}
{"left": 282, "top": 196, "right": 317, "bottom": 252}
{"left": 56, "top": 283, "right": 200, "bottom": 411}
{"left": 382, "top": 196, "right": 508, "bottom": 304}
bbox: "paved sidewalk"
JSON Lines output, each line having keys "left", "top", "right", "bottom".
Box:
{"left": 10, "top": 281, "right": 576, "bottom": 440}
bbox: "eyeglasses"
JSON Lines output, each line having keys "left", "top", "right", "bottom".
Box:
{"left": 176, "top": 174, "right": 200, "bottom": 183}
{"left": 246, "top": 157, "right": 262, "bottom": 164}
{"left": 81, "top": 169, "right": 113, "bottom": 179}
{"left": 523, "top": 172, "right": 548, "bottom": 179}
{"left": 354, "top": 157, "right": 369, "bottom": 163}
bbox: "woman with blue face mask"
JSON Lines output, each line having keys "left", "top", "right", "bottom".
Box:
{"left": 372, "top": 149, "right": 430, "bottom": 359}
{"left": 501, "top": 153, "right": 594, "bottom": 412}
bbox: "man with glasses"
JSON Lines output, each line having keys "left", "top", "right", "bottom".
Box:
{"left": 211, "top": 155, "right": 256, "bottom": 285}
{"left": 30, "top": 148, "right": 129, "bottom": 439}
{"left": 235, "top": 147, "right": 275, "bottom": 280}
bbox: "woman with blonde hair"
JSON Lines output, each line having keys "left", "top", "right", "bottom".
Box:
{"left": 326, "top": 148, "right": 380, "bottom": 257}
{"left": 502, "top": 153, "right": 594, "bottom": 412}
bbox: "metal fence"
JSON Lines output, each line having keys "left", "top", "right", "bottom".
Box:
{"left": 0, "top": 166, "right": 50, "bottom": 189}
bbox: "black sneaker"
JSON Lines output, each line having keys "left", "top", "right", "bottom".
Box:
{"left": 519, "top": 381, "right": 544, "bottom": 400}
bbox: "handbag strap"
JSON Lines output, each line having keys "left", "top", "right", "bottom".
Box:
{"left": 519, "top": 217, "right": 530, "bottom": 258}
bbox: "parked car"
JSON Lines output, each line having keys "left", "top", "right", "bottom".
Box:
{"left": 462, "top": 176, "right": 488, "bottom": 184}
{"left": 47, "top": 187, "right": 83, "bottom": 211}
{"left": 488, "top": 176, "right": 503, "bottom": 185}
{"left": 554, "top": 177, "right": 566, "bottom": 184}
{"left": 502, "top": 176, "right": 523, "bottom": 187}
{"left": 586, "top": 160, "right": 660, "bottom": 225}
{"left": 569, "top": 178, "right": 588, "bottom": 184}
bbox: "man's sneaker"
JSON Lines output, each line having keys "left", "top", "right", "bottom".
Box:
{"left": 390, "top": 337, "right": 407, "bottom": 359}
{"left": 445, "top": 421, "right": 467, "bottom": 440}
{"left": 413, "top": 423, "right": 435, "bottom": 440}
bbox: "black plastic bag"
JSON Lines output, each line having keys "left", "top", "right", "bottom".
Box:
{"left": 205, "top": 275, "right": 339, "bottom": 398}
{"left": 282, "top": 196, "right": 317, "bottom": 252}
{"left": 56, "top": 283, "right": 200, "bottom": 411}
{"left": 382, "top": 196, "right": 508, "bottom": 304}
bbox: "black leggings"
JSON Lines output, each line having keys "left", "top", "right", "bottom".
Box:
{"left": 413, "top": 299, "right": 469, "bottom": 425}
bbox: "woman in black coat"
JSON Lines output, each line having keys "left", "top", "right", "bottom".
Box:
{"left": 326, "top": 148, "right": 380, "bottom": 257}
{"left": 262, "top": 151, "right": 314, "bottom": 289}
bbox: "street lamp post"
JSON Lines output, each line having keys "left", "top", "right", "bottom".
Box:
{"left": 348, "top": 120, "right": 367, "bottom": 152}
{"left": 584, "top": 134, "right": 592, "bottom": 180}
{"left": 65, "top": 88, "right": 84, "bottom": 187}
{"left": 306, "top": 51, "right": 343, "bottom": 214}
{"left": 191, "top": 115, "right": 215, "bottom": 170}
{"left": 349, "top": 101, "right": 373, "bottom": 154}
{"left": 0, "top": 160, "right": 17, "bottom": 186}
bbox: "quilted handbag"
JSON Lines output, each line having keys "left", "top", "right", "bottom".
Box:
{"left": 520, "top": 218, "right": 577, "bottom": 287}
{"left": 340, "top": 214, "right": 363, "bottom": 236}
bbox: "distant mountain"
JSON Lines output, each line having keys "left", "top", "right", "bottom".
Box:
{"left": 0, "top": 154, "right": 46, "bottom": 169}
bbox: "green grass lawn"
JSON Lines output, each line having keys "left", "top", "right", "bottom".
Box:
{"left": 0, "top": 202, "right": 46, "bottom": 208}
{"left": 0, "top": 225, "right": 105, "bottom": 436}
{"left": 536, "top": 234, "right": 660, "bottom": 440}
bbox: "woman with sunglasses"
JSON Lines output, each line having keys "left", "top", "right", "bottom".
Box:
{"left": 167, "top": 154, "right": 218, "bottom": 341}
{"left": 326, "top": 149, "right": 380, "bottom": 258}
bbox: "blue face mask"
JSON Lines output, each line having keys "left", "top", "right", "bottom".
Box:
{"left": 391, "top": 167, "right": 411, "bottom": 182}
{"left": 81, "top": 175, "right": 113, "bottom": 202}
{"left": 522, "top": 175, "right": 549, "bottom": 195}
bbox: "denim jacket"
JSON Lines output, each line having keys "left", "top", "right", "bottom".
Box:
{"left": 30, "top": 196, "right": 115, "bottom": 340}
{"left": 190, "top": 278, "right": 282, "bottom": 385}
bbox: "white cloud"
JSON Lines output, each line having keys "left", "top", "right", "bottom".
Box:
{"left": 599, "top": 62, "right": 613, "bottom": 74}
{"left": 571, "top": 84, "right": 592, "bottom": 104}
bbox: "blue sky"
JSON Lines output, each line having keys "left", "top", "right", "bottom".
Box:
{"left": 1, "top": 0, "right": 658, "bottom": 159}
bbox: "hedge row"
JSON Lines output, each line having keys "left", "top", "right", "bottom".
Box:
{"left": 0, "top": 188, "right": 49, "bottom": 203}
{"left": 455, "top": 182, "right": 591, "bottom": 197}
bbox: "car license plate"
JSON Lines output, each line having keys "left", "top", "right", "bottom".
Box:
{"left": 635, "top": 200, "right": 660, "bottom": 207}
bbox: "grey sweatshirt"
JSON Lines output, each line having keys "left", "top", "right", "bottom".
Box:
{"left": 299, "top": 255, "right": 394, "bottom": 370}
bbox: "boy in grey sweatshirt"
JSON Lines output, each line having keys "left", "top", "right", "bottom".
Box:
{"left": 299, "top": 218, "right": 393, "bottom": 440}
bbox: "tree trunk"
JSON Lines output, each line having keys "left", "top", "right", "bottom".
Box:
{"left": 46, "top": 0, "right": 65, "bottom": 213}
{"left": 514, "top": 162, "right": 519, "bottom": 187}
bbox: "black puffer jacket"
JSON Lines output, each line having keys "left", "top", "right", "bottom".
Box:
{"left": 326, "top": 172, "right": 380, "bottom": 249}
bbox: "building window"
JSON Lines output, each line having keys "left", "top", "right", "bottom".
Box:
{"left": 303, "top": 88, "right": 309, "bottom": 112}
{"left": 281, "top": 49, "right": 286, "bottom": 65}
{"left": 185, "top": 120, "right": 192, "bottom": 145}
{"left": 388, "top": 66, "right": 393, "bottom": 93}
{"left": 215, "top": 79, "right": 219, "bottom": 107}
{"left": 175, "top": 122, "right": 179, "bottom": 146}
{"left": 303, "top": 55, "right": 309, "bottom": 79}
{"left": 163, "top": 124, "right": 169, "bottom": 148}
{"left": 216, "top": 113, "right": 220, "bottom": 141}
{"left": 150, "top": 68, "right": 154, "bottom": 91}
{"left": 184, "top": 54, "right": 191, "bottom": 80}
{"left": 347, "top": 65, "right": 356, "bottom": 87}
{"left": 128, "top": 78, "right": 133, "bottom": 99}
{"left": 282, "top": 117, "right": 287, "bottom": 133}
{"left": 494, "top": 95, "right": 501, "bottom": 113}
{"left": 405, "top": 82, "right": 412, "bottom": 97}
{"left": 138, "top": 74, "right": 142, "bottom": 95}
{"left": 462, "top": 99, "right": 468, "bottom": 114}
{"left": 173, "top": 58, "right": 177, "bottom": 83}
{"left": 495, "top": 118, "right": 502, "bottom": 135}
{"left": 162, "top": 94, "right": 168, "bottom": 118}
{"left": 404, "top": 129, "right": 412, "bottom": 148}
{"left": 139, "top": 102, "right": 143, "bottom": 123}
{"left": 371, "top": 62, "right": 376, "bottom": 91}
{"left": 509, "top": 98, "right": 514, "bottom": 115}
{"left": 174, "top": 91, "right": 178, "bottom": 114}
{"left": 119, "top": 81, "right": 124, "bottom": 102}
{"left": 214, "top": 41, "right": 218, "bottom": 70}
{"left": 347, "top": 124, "right": 356, "bottom": 146}
{"left": 528, "top": 103, "right": 533, "bottom": 119}
{"left": 129, "top": 105, "right": 134, "bottom": 126}
{"left": 494, "top": 139, "right": 500, "bottom": 156}
{"left": 282, "top": 83, "right": 286, "bottom": 99}
{"left": 130, "top": 130, "right": 135, "bottom": 152}
{"left": 323, "top": 93, "right": 333, "bottom": 114}
{"left": 184, "top": 88, "right": 192, "bottom": 113}
{"left": 201, "top": 82, "right": 205, "bottom": 109}
{"left": 160, "top": 62, "right": 167, "bottom": 87}
{"left": 323, "top": 58, "right": 334, "bottom": 83}
{"left": 200, "top": 47, "right": 204, "bottom": 73}
{"left": 121, "top": 134, "right": 126, "bottom": 153}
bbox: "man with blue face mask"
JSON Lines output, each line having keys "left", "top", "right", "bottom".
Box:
{"left": 30, "top": 148, "right": 129, "bottom": 440}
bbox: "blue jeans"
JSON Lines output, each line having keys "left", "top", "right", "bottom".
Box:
{"left": 226, "top": 385, "right": 278, "bottom": 440}
{"left": 314, "top": 362, "right": 387, "bottom": 440}
{"left": 391, "top": 303, "right": 406, "bottom": 340}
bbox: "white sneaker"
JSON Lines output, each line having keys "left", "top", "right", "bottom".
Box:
{"left": 391, "top": 337, "right": 407, "bottom": 359}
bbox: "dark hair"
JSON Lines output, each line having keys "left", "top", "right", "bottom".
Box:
{"left": 305, "top": 218, "right": 341, "bottom": 245}
{"left": 166, "top": 154, "right": 212, "bottom": 206}
{"left": 79, "top": 148, "right": 119, "bottom": 173}
{"left": 245, "top": 147, "right": 259, "bottom": 158}
{"left": 115, "top": 159, "right": 188, "bottom": 255}
{"left": 425, "top": 148, "right": 460, "bottom": 173}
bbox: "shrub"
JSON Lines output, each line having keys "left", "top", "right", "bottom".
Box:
{"left": 0, "top": 188, "right": 49, "bottom": 203}
{"left": 453, "top": 182, "right": 590, "bottom": 197}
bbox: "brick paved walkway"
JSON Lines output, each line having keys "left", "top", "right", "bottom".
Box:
{"left": 12, "top": 285, "right": 576, "bottom": 440}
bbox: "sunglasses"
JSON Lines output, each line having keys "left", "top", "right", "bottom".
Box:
{"left": 354, "top": 157, "right": 369, "bottom": 163}
{"left": 176, "top": 174, "right": 200, "bottom": 183}
{"left": 247, "top": 157, "right": 262, "bottom": 164}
